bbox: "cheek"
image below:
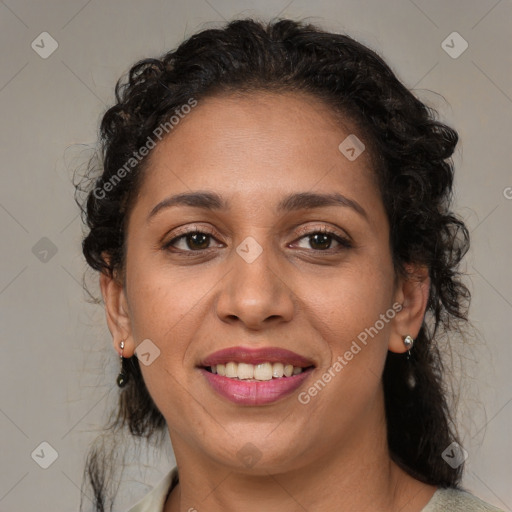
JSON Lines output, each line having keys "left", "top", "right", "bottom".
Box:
{"left": 125, "top": 265, "right": 207, "bottom": 427}
{"left": 124, "top": 255, "right": 230, "bottom": 407}
{"left": 302, "top": 260, "right": 396, "bottom": 353}
{"left": 296, "top": 269, "right": 395, "bottom": 443}
{"left": 296, "top": 259, "right": 395, "bottom": 422}
{"left": 125, "top": 254, "right": 215, "bottom": 344}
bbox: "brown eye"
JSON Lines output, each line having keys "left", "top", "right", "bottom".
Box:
{"left": 164, "top": 230, "right": 221, "bottom": 252}
{"left": 185, "top": 232, "right": 210, "bottom": 250}
{"left": 308, "top": 232, "right": 333, "bottom": 250}
{"left": 294, "top": 229, "right": 352, "bottom": 251}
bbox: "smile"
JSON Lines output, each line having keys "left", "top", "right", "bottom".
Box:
{"left": 208, "top": 362, "right": 306, "bottom": 380}
{"left": 200, "top": 368, "right": 314, "bottom": 406}
{"left": 199, "top": 346, "right": 315, "bottom": 405}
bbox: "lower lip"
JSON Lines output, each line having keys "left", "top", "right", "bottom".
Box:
{"left": 200, "top": 368, "right": 313, "bottom": 406}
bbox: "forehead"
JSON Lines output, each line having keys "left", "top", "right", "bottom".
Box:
{"left": 132, "top": 91, "right": 382, "bottom": 223}
{"left": 124, "top": 93, "right": 387, "bottom": 238}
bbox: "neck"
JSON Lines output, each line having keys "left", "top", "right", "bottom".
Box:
{"left": 164, "top": 393, "right": 436, "bottom": 512}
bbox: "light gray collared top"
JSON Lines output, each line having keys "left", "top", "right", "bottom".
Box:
{"left": 126, "top": 468, "right": 504, "bottom": 512}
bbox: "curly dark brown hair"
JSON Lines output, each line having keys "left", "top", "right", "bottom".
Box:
{"left": 77, "top": 18, "right": 470, "bottom": 511}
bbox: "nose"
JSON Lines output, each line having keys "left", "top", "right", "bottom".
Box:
{"left": 215, "top": 242, "right": 295, "bottom": 331}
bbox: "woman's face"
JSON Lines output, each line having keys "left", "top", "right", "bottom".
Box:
{"left": 109, "top": 91, "right": 419, "bottom": 473}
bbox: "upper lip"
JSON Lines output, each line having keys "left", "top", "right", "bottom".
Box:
{"left": 200, "top": 346, "right": 315, "bottom": 368}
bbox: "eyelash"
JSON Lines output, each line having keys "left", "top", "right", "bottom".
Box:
{"left": 162, "top": 225, "right": 352, "bottom": 254}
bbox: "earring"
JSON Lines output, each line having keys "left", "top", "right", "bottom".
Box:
{"left": 403, "top": 335, "right": 414, "bottom": 351}
{"left": 116, "top": 340, "right": 129, "bottom": 388}
{"left": 403, "top": 335, "right": 416, "bottom": 388}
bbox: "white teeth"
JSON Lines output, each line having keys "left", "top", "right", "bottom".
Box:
{"left": 272, "top": 362, "right": 284, "bottom": 378}
{"left": 254, "top": 362, "right": 273, "bottom": 381}
{"left": 209, "top": 361, "right": 308, "bottom": 380}
{"left": 225, "top": 362, "right": 238, "bottom": 378}
{"left": 237, "top": 362, "right": 254, "bottom": 380}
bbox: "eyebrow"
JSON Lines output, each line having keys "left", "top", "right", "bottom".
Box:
{"left": 147, "top": 190, "right": 367, "bottom": 221}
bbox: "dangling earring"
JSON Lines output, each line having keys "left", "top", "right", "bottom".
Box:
{"left": 403, "top": 335, "right": 416, "bottom": 389}
{"left": 403, "top": 335, "right": 414, "bottom": 357}
{"left": 116, "top": 340, "right": 129, "bottom": 388}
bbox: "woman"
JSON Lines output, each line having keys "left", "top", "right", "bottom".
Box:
{"left": 78, "top": 18, "right": 503, "bottom": 512}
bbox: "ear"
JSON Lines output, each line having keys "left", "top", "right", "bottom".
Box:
{"left": 99, "top": 271, "right": 135, "bottom": 357}
{"left": 388, "top": 264, "right": 430, "bottom": 354}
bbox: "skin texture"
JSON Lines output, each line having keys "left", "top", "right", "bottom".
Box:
{"left": 101, "top": 91, "right": 435, "bottom": 511}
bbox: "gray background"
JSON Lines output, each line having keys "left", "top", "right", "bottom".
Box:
{"left": 1, "top": 0, "right": 511, "bottom": 510}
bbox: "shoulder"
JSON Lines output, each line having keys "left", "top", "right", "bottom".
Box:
{"left": 422, "top": 487, "right": 505, "bottom": 512}
{"left": 126, "top": 467, "right": 179, "bottom": 512}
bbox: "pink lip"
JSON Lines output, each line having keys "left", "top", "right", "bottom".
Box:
{"left": 201, "top": 346, "right": 314, "bottom": 367}
{"left": 200, "top": 367, "right": 313, "bottom": 405}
